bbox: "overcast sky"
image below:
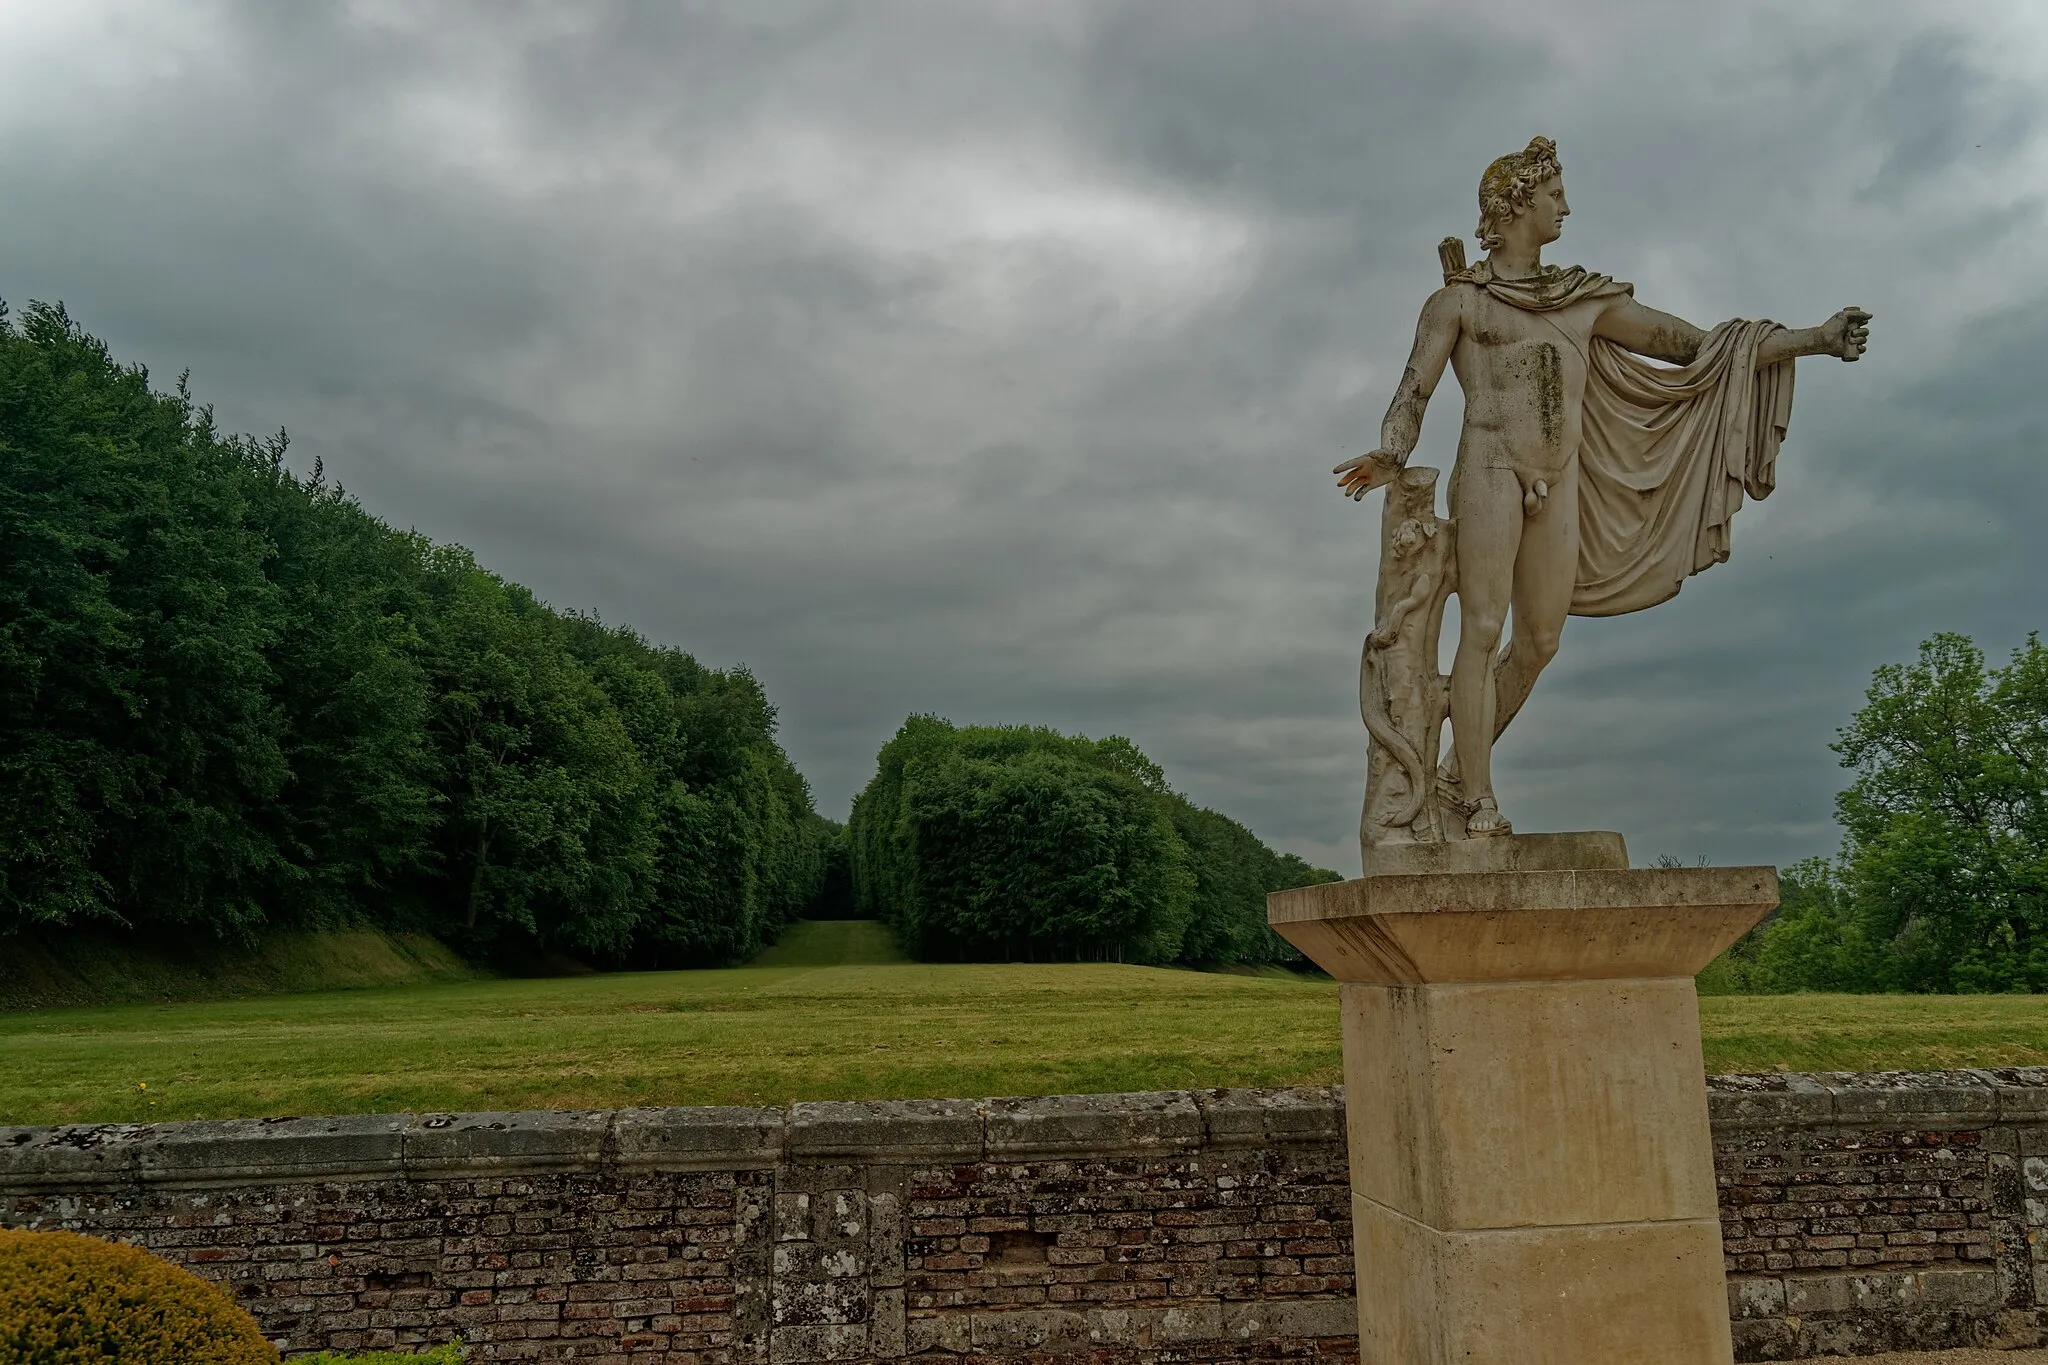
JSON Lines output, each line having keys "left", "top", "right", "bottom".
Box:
{"left": 4, "top": 0, "right": 2044, "bottom": 874}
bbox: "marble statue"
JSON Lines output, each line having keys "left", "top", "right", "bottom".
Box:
{"left": 1337, "top": 137, "right": 1871, "bottom": 853}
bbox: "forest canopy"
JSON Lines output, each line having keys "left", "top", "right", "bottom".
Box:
{"left": 0, "top": 302, "right": 830, "bottom": 965}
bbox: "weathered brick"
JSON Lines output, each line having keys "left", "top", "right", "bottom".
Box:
{"left": 1, "top": 1080, "right": 2037, "bottom": 1361}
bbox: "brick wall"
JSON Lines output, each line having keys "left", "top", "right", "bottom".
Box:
{"left": 6, "top": 1074, "right": 2048, "bottom": 1362}
{"left": 0, "top": 1091, "right": 1355, "bottom": 1363}
{"left": 1711, "top": 1069, "right": 2046, "bottom": 1359}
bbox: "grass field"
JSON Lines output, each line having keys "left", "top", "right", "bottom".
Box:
{"left": 749, "top": 918, "right": 907, "bottom": 967}
{"left": 8, "top": 922, "right": 2048, "bottom": 1128}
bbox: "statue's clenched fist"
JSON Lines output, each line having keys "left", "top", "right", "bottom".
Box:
{"left": 1821, "top": 306, "right": 1872, "bottom": 362}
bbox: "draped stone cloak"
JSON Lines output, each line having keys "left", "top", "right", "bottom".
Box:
{"left": 1447, "top": 260, "right": 1796, "bottom": 617}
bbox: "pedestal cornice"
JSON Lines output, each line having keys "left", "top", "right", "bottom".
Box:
{"left": 1268, "top": 856, "right": 1778, "bottom": 985}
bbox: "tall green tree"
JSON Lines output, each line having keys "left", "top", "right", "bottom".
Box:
{"left": 554, "top": 618, "right": 831, "bottom": 965}
{"left": 1167, "top": 798, "right": 1319, "bottom": 966}
{"left": 413, "top": 549, "right": 658, "bottom": 956}
{"left": 241, "top": 448, "right": 438, "bottom": 923}
{"left": 1830, "top": 633, "right": 2048, "bottom": 991}
{"left": 1706, "top": 632, "right": 2048, "bottom": 994}
{"left": 0, "top": 303, "right": 287, "bottom": 935}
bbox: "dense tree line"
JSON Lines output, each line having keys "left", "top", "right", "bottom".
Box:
{"left": 0, "top": 302, "right": 831, "bottom": 963}
{"left": 1707, "top": 632, "right": 2048, "bottom": 993}
{"left": 849, "top": 716, "right": 1337, "bottom": 964}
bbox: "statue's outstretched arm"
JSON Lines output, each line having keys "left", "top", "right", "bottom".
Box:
{"left": 1597, "top": 296, "right": 1872, "bottom": 368}
{"left": 1594, "top": 297, "right": 1707, "bottom": 364}
{"left": 1337, "top": 287, "right": 1461, "bottom": 500}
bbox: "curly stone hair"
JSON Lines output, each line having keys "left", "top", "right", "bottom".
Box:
{"left": 1476, "top": 136, "right": 1562, "bottom": 251}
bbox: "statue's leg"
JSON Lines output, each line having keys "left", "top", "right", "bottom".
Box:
{"left": 1446, "top": 462, "right": 1522, "bottom": 825}
{"left": 1492, "top": 456, "right": 1581, "bottom": 738}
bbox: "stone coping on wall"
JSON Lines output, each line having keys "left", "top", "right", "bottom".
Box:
{"left": 1704, "top": 1066, "right": 2048, "bottom": 1129}
{"left": 0, "top": 1087, "right": 1346, "bottom": 1190}
{"left": 6, "top": 1069, "right": 2046, "bottom": 1193}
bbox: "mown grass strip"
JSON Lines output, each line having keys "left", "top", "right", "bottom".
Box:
{"left": 748, "top": 919, "right": 909, "bottom": 968}
{"left": 8, "top": 933, "right": 2048, "bottom": 1126}
{"left": 0, "top": 961, "right": 1343, "bottom": 1125}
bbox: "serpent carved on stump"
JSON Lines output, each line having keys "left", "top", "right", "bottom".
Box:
{"left": 1358, "top": 466, "right": 1456, "bottom": 851}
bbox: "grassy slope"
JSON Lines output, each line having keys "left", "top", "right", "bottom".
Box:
{"left": 8, "top": 923, "right": 2048, "bottom": 1127}
{"left": 750, "top": 918, "right": 908, "bottom": 967}
{"left": 1, "top": 925, "right": 482, "bottom": 1011}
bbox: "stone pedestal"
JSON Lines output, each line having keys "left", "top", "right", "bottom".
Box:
{"left": 1267, "top": 833, "right": 1778, "bottom": 1365}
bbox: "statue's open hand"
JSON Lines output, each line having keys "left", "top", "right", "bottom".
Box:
{"left": 1822, "top": 306, "right": 1872, "bottom": 362}
{"left": 1334, "top": 450, "right": 1402, "bottom": 501}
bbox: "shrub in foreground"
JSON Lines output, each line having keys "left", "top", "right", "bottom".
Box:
{"left": 0, "top": 1227, "right": 277, "bottom": 1364}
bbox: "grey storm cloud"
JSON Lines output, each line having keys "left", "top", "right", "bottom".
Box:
{"left": 2, "top": 0, "right": 2044, "bottom": 874}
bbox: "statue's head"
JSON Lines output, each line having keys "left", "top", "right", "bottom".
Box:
{"left": 1476, "top": 136, "right": 1566, "bottom": 252}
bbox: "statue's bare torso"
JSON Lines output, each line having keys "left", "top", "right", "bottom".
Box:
{"left": 1450, "top": 287, "right": 1599, "bottom": 489}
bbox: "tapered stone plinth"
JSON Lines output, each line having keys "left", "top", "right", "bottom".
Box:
{"left": 1268, "top": 833, "right": 1777, "bottom": 1365}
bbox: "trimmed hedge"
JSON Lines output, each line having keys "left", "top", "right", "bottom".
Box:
{"left": 0, "top": 1228, "right": 277, "bottom": 1364}
{"left": 849, "top": 717, "right": 1337, "bottom": 964}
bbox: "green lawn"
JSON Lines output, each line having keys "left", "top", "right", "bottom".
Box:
{"left": 7, "top": 923, "right": 2048, "bottom": 1127}
{"left": 748, "top": 918, "right": 908, "bottom": 967}
{"left": 1696, "top": 991, "right": 2048, "bottom": 1074}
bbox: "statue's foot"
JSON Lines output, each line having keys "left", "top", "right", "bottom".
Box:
{"left": 1464, "top": 797, "right": 1512, "bottom": 838}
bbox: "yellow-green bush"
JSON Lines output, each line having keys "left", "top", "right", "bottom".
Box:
{"left": 0, "top": 1228, "right": 277, "bottom": 1365}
